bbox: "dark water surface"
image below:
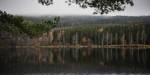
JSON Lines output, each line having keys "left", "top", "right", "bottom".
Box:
{"left": 0, "top": 47, "right": 150, "bottom": 74}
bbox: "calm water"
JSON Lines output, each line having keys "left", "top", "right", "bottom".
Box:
{"left": 0, "top": 47, "right": 150, "bottom": 74}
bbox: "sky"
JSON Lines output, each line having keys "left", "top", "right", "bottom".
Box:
{"left": 0, "top": 0, "right": 150, "bottom": 16}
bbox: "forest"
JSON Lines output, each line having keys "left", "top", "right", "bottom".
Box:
{"left": 1, "top": 0, "right": 150, "bottom": 74}
{"left": 0, "top": 10, "right": 150, "bottom": 45}
{"left": 0, "top": 10, "right": 58, "bottom": 37}
{"left": 0, "top": 11, "right": 150, "bottom": 67}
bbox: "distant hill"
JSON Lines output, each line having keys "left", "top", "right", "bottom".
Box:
{"left": 23, "top": 16, "right": 150, "bottom": 27}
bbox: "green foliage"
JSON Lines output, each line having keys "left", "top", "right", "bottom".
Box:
{"left": 53, "top": 24, "right": 150, "bottom": 45}
{"left": 38, "top": 0, "right": 134, "bottom": 14}
{"left": 0, "top": 10, "right": 58, "bottom": 37}
{"left": 0, "top": 11, "right": 24, "bottom": 35}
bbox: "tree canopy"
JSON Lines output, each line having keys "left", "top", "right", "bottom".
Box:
{"left": 0, "top": 10, "right": 59, "bottom": 37}
{"left": 38, "top": 0, "right": 134, "bottom": 14}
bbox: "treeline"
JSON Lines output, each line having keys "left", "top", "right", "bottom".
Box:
{"left": 53, "top": 24, "right": 150, "bottom": 45}
{"left": 0, "top": 10, "right": 59, "bottom": 37}
{"left": 58, "top": 16, "right": 150, "bottom": 27}
{"left": 24, "top": 16, "right": 150, "bottom": 27}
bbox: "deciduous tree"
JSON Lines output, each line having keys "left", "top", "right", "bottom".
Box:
{"left": 38, "top": 0, "right": 134, "bottom": 14}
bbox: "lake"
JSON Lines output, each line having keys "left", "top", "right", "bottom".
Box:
{"left": 0, "top": 47, "right": 150, "bottom": 74}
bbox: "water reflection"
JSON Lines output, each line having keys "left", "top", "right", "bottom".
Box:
{"left": 0, "top": 47, "right": 149, "bottom": 68}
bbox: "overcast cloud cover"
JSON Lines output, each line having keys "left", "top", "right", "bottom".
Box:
{"left": 0, "top": 0, "right": 150, "bottom": 16}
